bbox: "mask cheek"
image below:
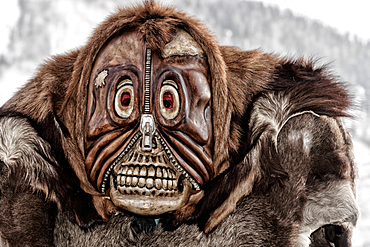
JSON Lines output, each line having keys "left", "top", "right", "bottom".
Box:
{"left": 180, "top": 80, "right": 211, "bottom": 144}
{"left": 183, "top": 106, "right": 210, "bottom": 144}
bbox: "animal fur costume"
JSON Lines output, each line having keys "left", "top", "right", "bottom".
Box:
{"left": 0, "top": 1, "right": 358, "bottom": 246}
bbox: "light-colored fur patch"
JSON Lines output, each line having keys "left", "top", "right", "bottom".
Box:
{"left": 0, "top": 235, "right": 9, "bottom": 247}
{"left": 163, "top": 30, "right": 205, "bottom": 58}
{"left": 287, "top": 127, "right": 313, "bottom": 155}
{"left": 0, "top": 116, "right": 60, "bottom": 206}
{"left": 252, "top": 92, "right": 327, "bottom": 168}
{"left": 298, "top": 180, "right": 359, "bottom": 247}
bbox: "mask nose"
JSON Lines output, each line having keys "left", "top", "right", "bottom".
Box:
{"left": 140, "top": 114, "right": 156, "bottom": 152}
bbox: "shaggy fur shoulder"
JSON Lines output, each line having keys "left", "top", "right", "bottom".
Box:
{"left": 0, "top": 112, "right": 101, "bottom": 246}
{"left": 188, "top": 52, "right": 355, "bottom": 234}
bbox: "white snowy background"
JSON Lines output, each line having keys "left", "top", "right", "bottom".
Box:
{"left": 0, "top": 0, "right": 369, "bottom": 245}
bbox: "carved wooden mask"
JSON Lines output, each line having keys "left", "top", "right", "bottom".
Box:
{"left": 85, "top": 29, "right": 213, "bottom": 215}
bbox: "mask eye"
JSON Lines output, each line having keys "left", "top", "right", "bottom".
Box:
{"left": 114, "top": 78, "right": 134, "bottom": 118}
{"left": 159, "top": 80, "right": 180, "bottom": 120}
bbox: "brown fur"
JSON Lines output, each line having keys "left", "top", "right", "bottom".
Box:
{"left": 186, "top": 53, "right": 353, "bottom": 233}
{"left": 0, "top": 162, "right": 57, "bottom": 247}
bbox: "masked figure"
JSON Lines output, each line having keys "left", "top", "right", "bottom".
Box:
{"left": 0, "top": 1, "right": 358, "bottom": 246}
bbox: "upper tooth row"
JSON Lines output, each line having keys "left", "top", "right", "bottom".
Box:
{"left": 117, "top": 176, "right": 177, "bottom": 190}
{"left": 117, "top": 165, "right": 176, "bottom": 179}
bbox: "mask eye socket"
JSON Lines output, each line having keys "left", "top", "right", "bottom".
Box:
{"left": 114, "top": 78, "right": 134, "bottom": 118}
{"left": 159, "top": 80, "right": 180, "bottom": 120}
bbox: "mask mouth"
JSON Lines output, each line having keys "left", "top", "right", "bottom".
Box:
{"left": 109, "top": 164, "right": 191, "bottom": 216}
{"left": 113, "top": 164, "right": 183, "bottom": 197}
{"left": 102, "top": 130, "right": 199, "bottom": 215}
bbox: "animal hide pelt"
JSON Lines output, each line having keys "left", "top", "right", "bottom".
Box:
{"left": 0, "top": 1, "right": 358, "bottom": 246}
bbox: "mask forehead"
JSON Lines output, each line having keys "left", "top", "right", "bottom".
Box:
{"left": 90, "top": 31, "right": 145, "bottom": 80}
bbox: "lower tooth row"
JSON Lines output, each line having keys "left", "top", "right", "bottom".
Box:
{"left": 117, "top": 186, "right": 176, "bottom": 197}
{"left": 117, "top": 175, "right": 177, "bottom": 190}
